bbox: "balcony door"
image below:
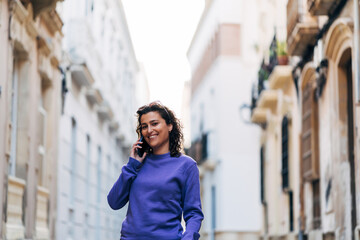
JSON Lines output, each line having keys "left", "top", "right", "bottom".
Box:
{"left": 337, "top": 48, "right": 356, "bottom": 240}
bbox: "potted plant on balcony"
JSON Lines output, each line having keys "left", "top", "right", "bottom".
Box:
{"left": 276, "top": 41, "right": 289, "bottom": 65}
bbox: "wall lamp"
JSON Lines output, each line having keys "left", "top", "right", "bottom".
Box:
{"left": 316, "top": 59, "right": 329, "bottom": 99}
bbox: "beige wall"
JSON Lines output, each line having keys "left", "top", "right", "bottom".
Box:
{"left": 0, "top": 0, "right": 62, "bottom": 239}
{"left": 296, "top": 1, "right": 357, "bottom": 239}
{"left": 0, "top": 0, "right": 10, "bottom": 237}
{"left": 251, "top": 64, "right": 300, "bottom": 239}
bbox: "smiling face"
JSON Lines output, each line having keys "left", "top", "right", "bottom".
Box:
{"left": 140, "top": 111, "right": 173, "bottom": 155}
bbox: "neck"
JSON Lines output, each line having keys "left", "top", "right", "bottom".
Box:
{"left": 153, "top": 143, "right": 170, "bottom": 155}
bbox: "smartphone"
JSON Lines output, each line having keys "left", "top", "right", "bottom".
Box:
{"left": 136, "top": 136, "right": 145, "bottom": 157}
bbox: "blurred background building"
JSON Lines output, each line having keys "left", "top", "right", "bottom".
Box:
{"left": 0, "top": 0, "right": 148, "bottom": 239}
{"left": 57, "top": 0, "right": 148, "bottom": 239}
{"left": 187, "top": 0, "right": 262, "bottom": 239}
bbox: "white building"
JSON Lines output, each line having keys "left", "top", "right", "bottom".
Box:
{"left": 57, "top": 0, "right": 147, "bottom": 239}
{"left": 187, "top": 0, "right": 263, "bottom": 239}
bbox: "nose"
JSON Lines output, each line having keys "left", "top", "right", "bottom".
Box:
{"left": 146, "top": 126, "right": 153, "bottom": 134}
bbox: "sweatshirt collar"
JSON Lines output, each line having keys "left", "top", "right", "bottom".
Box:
{"left": 149, "top": 152, "right": 171, "bottom": 160}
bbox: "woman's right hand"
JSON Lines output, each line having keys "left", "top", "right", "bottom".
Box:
{"left": 130, "top": 138, "right": 147, "bottom": 163}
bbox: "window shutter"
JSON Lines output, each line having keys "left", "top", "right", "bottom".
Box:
{"left": 312, "top": 180, "right": 321, "bottom": 229}
{"left": 301, "top": 81, "right": 320, "bottom": 180}
{"left": 282, "top": 116, "right": 289, "bottom": 190}
{"left": 260, "top": 146, "right": 265, "bottom": 204}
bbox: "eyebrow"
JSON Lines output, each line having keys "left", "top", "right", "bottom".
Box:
{"left": 141, "top": 120, "right": 159, "bottom": 125}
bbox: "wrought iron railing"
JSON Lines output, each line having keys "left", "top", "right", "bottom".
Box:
{"left": 188, "top": 133, "right": 208, "bottom": 165}
{"left": 250, "top": 34, "right": 288, "bottom": 114}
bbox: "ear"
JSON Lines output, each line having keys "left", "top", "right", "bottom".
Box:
{"left": 168, "top": 123, "right": 173, "bottom": 133}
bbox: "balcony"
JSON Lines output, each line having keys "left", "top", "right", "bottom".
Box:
{"left": 35, "top": 186, "right": 50, "bottom": 239}
{"left": 40, "top": 9, "right": 63, "bottom": 35}
{"left": 251, "top": 37, "right": 291, "bottom": 124}
{"left": 251, "top": 68, "right": 290, "bottom": 124}
{"left": 287, "top": 0, "right": 319, "bottom": 56}
{"left": 251, "top": 108, "right": 270, "bottom": 124}
{"left": 85, "top": 88, "right": 103, "bottom": 105}
{"left": 268, "top": 65, "right": 293, "bottom": 90}
{"left": 109, "top": 121, "right": 120, "bottom": 132}
{"left": 6, "top": 176, "right": 26, "bottom": 240}
{"left": 257, "top": 90, "right": 280, "bottom": 114}
{"left": 307, "top": 0, "right": 340, "bottom": 16}
{"left": 96, "top": 102, "right": 114, "bottom": 121}
{"left": 32, "top": 0, "right": 59, "bottom": 18}
{"left": 70, "top": 63, "right": 95, "bottom": 88}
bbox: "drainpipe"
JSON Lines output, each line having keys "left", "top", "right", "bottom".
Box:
{"left": 354, "top": 0, "right": 360, "bottom": 102}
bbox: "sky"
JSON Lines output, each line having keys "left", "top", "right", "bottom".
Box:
{"left": 122, "top": 0, "right": 204, "bottom": 116}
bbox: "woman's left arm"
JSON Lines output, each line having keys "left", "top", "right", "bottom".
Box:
{"left": 181, "top": 163, "right": 204, "bottom": 240}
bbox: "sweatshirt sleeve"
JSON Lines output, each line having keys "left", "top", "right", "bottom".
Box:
{"left": 181, "top": 163, "right": 204, "bottom": 240}
{"left": 107, "top": 157, "right": 142, "bottom": 210}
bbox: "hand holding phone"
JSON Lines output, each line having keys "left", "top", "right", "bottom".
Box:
{"left": 136, "top": 136, "right": 145, "bottom": 157}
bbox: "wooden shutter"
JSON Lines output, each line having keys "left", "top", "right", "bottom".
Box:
{"left": 301, "top": 81, "right": 320, "bottom": 180}
{"left": 260, "top": 146, "right": 265, "bottom": 204}
{"left": 312, "top": 180, "right": 321, "bottom": 229}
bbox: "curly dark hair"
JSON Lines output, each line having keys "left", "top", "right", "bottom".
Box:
{"left": 136, "top": 101, "right": 184, "bottom": 157}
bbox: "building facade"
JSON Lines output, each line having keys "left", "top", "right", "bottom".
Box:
{"left": 250, "top": 0, "right": 302, "bottom": 239}
{"left": 57, "top": 0, "right": 147, "bottom": 239}
{"left": 251, "top": 0, "right": 360, "bottom": 240}
{"left": 187, "top": 0, "right": 262, "bottom": 239}
{"left": 0, "top": 0, "right": 63, "bottom": 239}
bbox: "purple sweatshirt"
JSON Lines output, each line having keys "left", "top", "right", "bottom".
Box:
{"left": 107, "top": 152, "right": 204, "bottom": 240}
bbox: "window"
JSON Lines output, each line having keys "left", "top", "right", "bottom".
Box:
{"left": 211, "top": 186, "right": 216, "bottom": 240}
{"left": 323, "top": 232, "right": 335, "bottom": 240}
{"left": 260, "top": 146, "right": 265, "bottom": 204}
{"left": 68, "top": 209, "right": 74, "bottom": 237}
{"left": 9, "top": 58, "right": 29, "bottom": 180}
{"left": 96, "top": 146, "right": 102, "bottom": 240}
{"left": 301, "top": 75, "right": 322, "bottom": 230}
{"left": 281, "top": 116, "right": 289, "bottom": 190}
{"left": 301, "top": 80, "right": 320, "bottom": 180}
{"left": 86, "top": 135, "right": 91, "bottom": 209}
{"left": 312, "top": 180, "right": 321, "bottom": 229}
{"left": 97, "top": 146, "right": 102, "bottom": 203}
{"left": 9, "top": 60, "right": 20, "bottom": 176}
{"left": 70, "top": 118, "right": 77, "bottom": 205}
{"left": 201, "top": 133, "right": 208, "bottom": 161}
{"left": 289, "top": 191, "right": 294, "bottom": 231}
{"left": 85, "top": 0, "right": 94, "bottom": 16}
{"left": 84, "top": 213, "right": 89, "bottom": 238}
{"left": 37, "top": 80, "right": 50, "bottom": 186}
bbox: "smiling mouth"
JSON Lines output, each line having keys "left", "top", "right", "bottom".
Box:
{"left": 149, "top": 135, "right": 157, "bottom": 139}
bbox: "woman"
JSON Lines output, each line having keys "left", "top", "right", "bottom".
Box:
{"left": 107, "top": 101, "right": 204, "bottom": 240}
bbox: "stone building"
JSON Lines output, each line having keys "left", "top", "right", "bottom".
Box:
{"left": 0, "top": 0, "right": 63, "bottom": 239}
{"left": 251, "top": 0, "right": 360, "bottom": 240}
